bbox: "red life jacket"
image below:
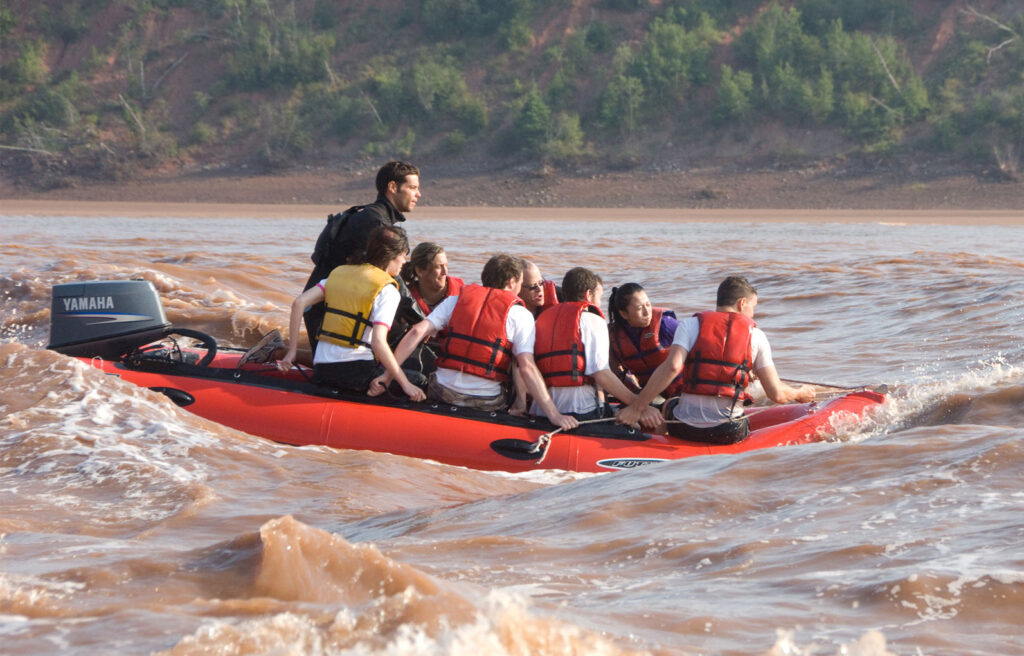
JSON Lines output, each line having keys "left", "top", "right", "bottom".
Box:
{"left": 540, "top": 279, "right": 559, "bottom": 311}
{"left": 534, "top": 301, "right": 605, "bottom": 387}
{"left": 680, "top": 311, "right": 755, "bottom": 405}
{"left": 436, "top": 284, "right": 524, "bottom": 382}
{"left": 410, "top": 275, "right": 464, "bottom": 316}
{"left": 610, "top": 307, "right": 684, "bottom": 396}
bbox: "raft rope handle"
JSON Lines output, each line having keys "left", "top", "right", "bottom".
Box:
{"left": 528, "top": 417, "right": 621, "bottom": 463}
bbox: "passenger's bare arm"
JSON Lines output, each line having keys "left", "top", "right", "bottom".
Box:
{"left": 616, "top": 344, "right": 686, "bottom": 426}
{"left": 368, "top": 324, "right": 425, "bottom": 401}
{"left": 376, "top": 319, "right": 436, "bottom": 385}
{"left": 516, "top": 353, "right": 578, "bottom": 431}
{"left": 755, "top": 365, "right": 816, "bottom": 404}
{"left": 277, "top": 286, "right": 323, "bottom": 371}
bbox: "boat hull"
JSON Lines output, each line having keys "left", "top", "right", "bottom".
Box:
{"left": 82, "top": 349, "right": 884, "bottom": 473}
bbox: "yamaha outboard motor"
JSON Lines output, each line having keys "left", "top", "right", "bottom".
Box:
{"left": 48, "top": 280, "right": 173, "bottom": 359}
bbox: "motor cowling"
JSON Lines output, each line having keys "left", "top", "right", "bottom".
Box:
{"left": 48, "top": 280, "right": 172, "bottom": 359}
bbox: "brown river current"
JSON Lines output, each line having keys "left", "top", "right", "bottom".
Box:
{"left": 2, "top": 208, "right": 1024, "bottom": 655}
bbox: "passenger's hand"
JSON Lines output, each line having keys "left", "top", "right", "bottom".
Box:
{"left": 276, "top": 353, "right": 295, "bottom": 372}
{"left": 508, "top": 397, "right": 527, "bottom": 416}
{"left": 550, "top": 412, "right": 579, "bottom": 431}
{"left": 794, "top": 384, "right": 816, "bottom": 403}
{"left": 401, "top": 381, "right": 426, "bottom": 402}
{"left": 367, "top": 376, "right": 387, "bottom": 397}
{"left": 615, "top": 403, "right": 644, "bottom": 427}
{"left": 639, "top": 405, "right": 664, "bottom": 431}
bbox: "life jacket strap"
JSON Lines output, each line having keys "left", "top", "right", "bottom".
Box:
{"left": 535, "top": 343, "right": 584, "bottom": 381}
{"left": 444, "top": 331, "right": 515, "bottom": 375}
{"left": 320, "top": 307, "right": 372, "bottom": 346}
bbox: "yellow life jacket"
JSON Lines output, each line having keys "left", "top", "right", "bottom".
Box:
{"left": 318, "top": 263, "right": 398, "bottom": 348}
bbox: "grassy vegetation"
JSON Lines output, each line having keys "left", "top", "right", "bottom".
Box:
{"left": 1, "top": 0, "right": 1023, "bottom": 183}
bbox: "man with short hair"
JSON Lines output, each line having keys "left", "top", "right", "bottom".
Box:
{"left": 379, "top": 254, "right": 578, "bottom": 431}
{"left": 532, "top": 267, "right": 660, "bottom": 425}
{"left": 617, "top": 276, "right": 815, "bottom": 444}
{"left": 303, "top": 161, "right": 421, "bottom": 351}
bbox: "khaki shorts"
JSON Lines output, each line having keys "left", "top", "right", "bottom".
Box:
{"left": 427, "top": 374, "right": 509, "bottom": 412}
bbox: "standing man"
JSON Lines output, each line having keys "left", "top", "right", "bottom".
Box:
{"left": 616, "top": 276, "right": 815, "bottom": 444}
{"left": 304, "top": 161, "right": 421, "bottom": 351}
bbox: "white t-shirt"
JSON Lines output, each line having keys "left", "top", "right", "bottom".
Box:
{"left": 313, "top": 280, "right": 400, "bottom": 365}
{"left": 531, "top": 310, "right": 609, "bottom": 416}
{"left": 671, "top": 314, "right": 773, "bottom": 427}
{"left": 427, "top": 295, "right": 536, "bottom": 397}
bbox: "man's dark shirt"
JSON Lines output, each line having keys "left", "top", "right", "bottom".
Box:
{"left": 305, "top": 195, "right": 406, "bottom": 291}
{"left": 302, "top": 195, "right": 407, "bottom": 351}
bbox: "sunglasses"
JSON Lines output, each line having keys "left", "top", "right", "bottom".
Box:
{"left": 524, "top": 281, "right": 545, "bottom": 292}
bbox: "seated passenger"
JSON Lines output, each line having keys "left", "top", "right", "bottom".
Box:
{"left": 397, "top": 242, "right": 464, "bottom": 374}
{"left": 617, "top": 276, "right": 815, "bottom": 444}
{"left": 532, "top": 268, "right": 660, "bottom": 425}
{"left": 378, "top": 254, "right": 578, "bottom": 430}
{"left": 518, "top": 259, "right": 560, "bottom": 318}
{"left": 277, "top": 225, "right": 426, "bottom": 401}
{"left": 608, "top": 283, "right": 684, "bottom": 397}
{"left": 402, "top": 242, "right": 464, "bottom": 319}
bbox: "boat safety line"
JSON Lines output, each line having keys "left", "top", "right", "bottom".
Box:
{"left": 781, "top": 377, "right": 866, "bottom": 390}
{"left": 529, "top": 404, "right": 790, "bottom": 464}
{"left": 530, "top": 418, "right": 618, "bottom": 463}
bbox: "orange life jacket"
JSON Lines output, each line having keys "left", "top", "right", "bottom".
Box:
{"left": 436, "top": 284, "right": 523, "bottom": 382}
{"left": 540, "top": 279, "right": 559, "bottom": 311}
{"left": 680, "top": 311, "right": 755, "bottom": 405}
{"left": 610, "top": 307, "right": 684, "bottom": 396}
{"left": 534, "top": 301, "right": 605, "bottom": 387}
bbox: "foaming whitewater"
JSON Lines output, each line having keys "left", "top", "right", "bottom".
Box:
{"left": 3, "top": 212, "right": 1024, "bottom": 654}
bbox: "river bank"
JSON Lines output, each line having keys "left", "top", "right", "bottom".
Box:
{"left": 2, "top": 160, "right": 1022, "bottom": 212}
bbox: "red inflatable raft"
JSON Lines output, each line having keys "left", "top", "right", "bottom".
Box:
{"left": 48, "top": 280, "right": 885, "bottom": 473}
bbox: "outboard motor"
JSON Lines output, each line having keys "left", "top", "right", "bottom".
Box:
{"left": 48, "top": 280, "right": 173, "bottom": 359}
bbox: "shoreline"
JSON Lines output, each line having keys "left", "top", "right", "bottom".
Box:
{"left": 3, "top": 199, "right": 1023, "bottom": 224}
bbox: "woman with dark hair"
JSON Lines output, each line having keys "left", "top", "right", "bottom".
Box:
{"left": 277, "top": 225, "right": 426, "bottom": 400}
{"left": 607, "top": 283, "right": 684, "bottom": 399}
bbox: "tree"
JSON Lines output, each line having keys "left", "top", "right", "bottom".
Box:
{"left": 713, "top": 65, "right": 753, "bottom": 124}
{"left": 513, "top": 85, "right": 552, "bottom": 154}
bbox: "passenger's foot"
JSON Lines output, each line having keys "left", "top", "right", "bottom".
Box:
{"left": 238, "top": 329, "right": 286, "bottom": 365}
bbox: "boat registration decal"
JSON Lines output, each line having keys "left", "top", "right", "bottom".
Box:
{"left": 596, "top": 458, "right": 666, "bottom": 470}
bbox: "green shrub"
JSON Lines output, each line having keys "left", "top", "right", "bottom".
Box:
{"left": 500, "top": 19, "right": 533, "bottom": 51}
{"left": 512, "top": 85, "right": 552, "bottom": 154}
{"left": 0, "top": 7, "right": 16, "bottom": 45}
{"left": 35, "top": 3, "right": 90, "bottom": 43}
{"left": 599, "top": 73, "right": 645, "bottom": 136}
{"left": 7, "top": 40, "right": 49, "bottom": 86}
{"left": 300, "top": 85, "right": 363, "bottom": 141}
{"left": 713, "top": 64, "right": 753, "bottom": 124}
{"left": 636, "top": 16, "right": 715, "bottom": 104}
{"left": 456, "top": 95, "right": 488, "bottom": 134}
{"left": 189, "top": 121, "right": 216, "bottom": 145}
{"left": 420, "top": 0, "right": 537, "bottom": 39}
{"left": 226, "top": 12, "right": 333, "bottom": 90}
{"left": 795, "top": 0, "right": 916, "bottom": 36}
{"left": 544, "top": 112, "right": 590, "bottom": 161}
{"left": 443, "top": 129, "right": 467, "bottom": 153}
{"left": 585, "top": 21, "right": 614, "bottom": 52}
